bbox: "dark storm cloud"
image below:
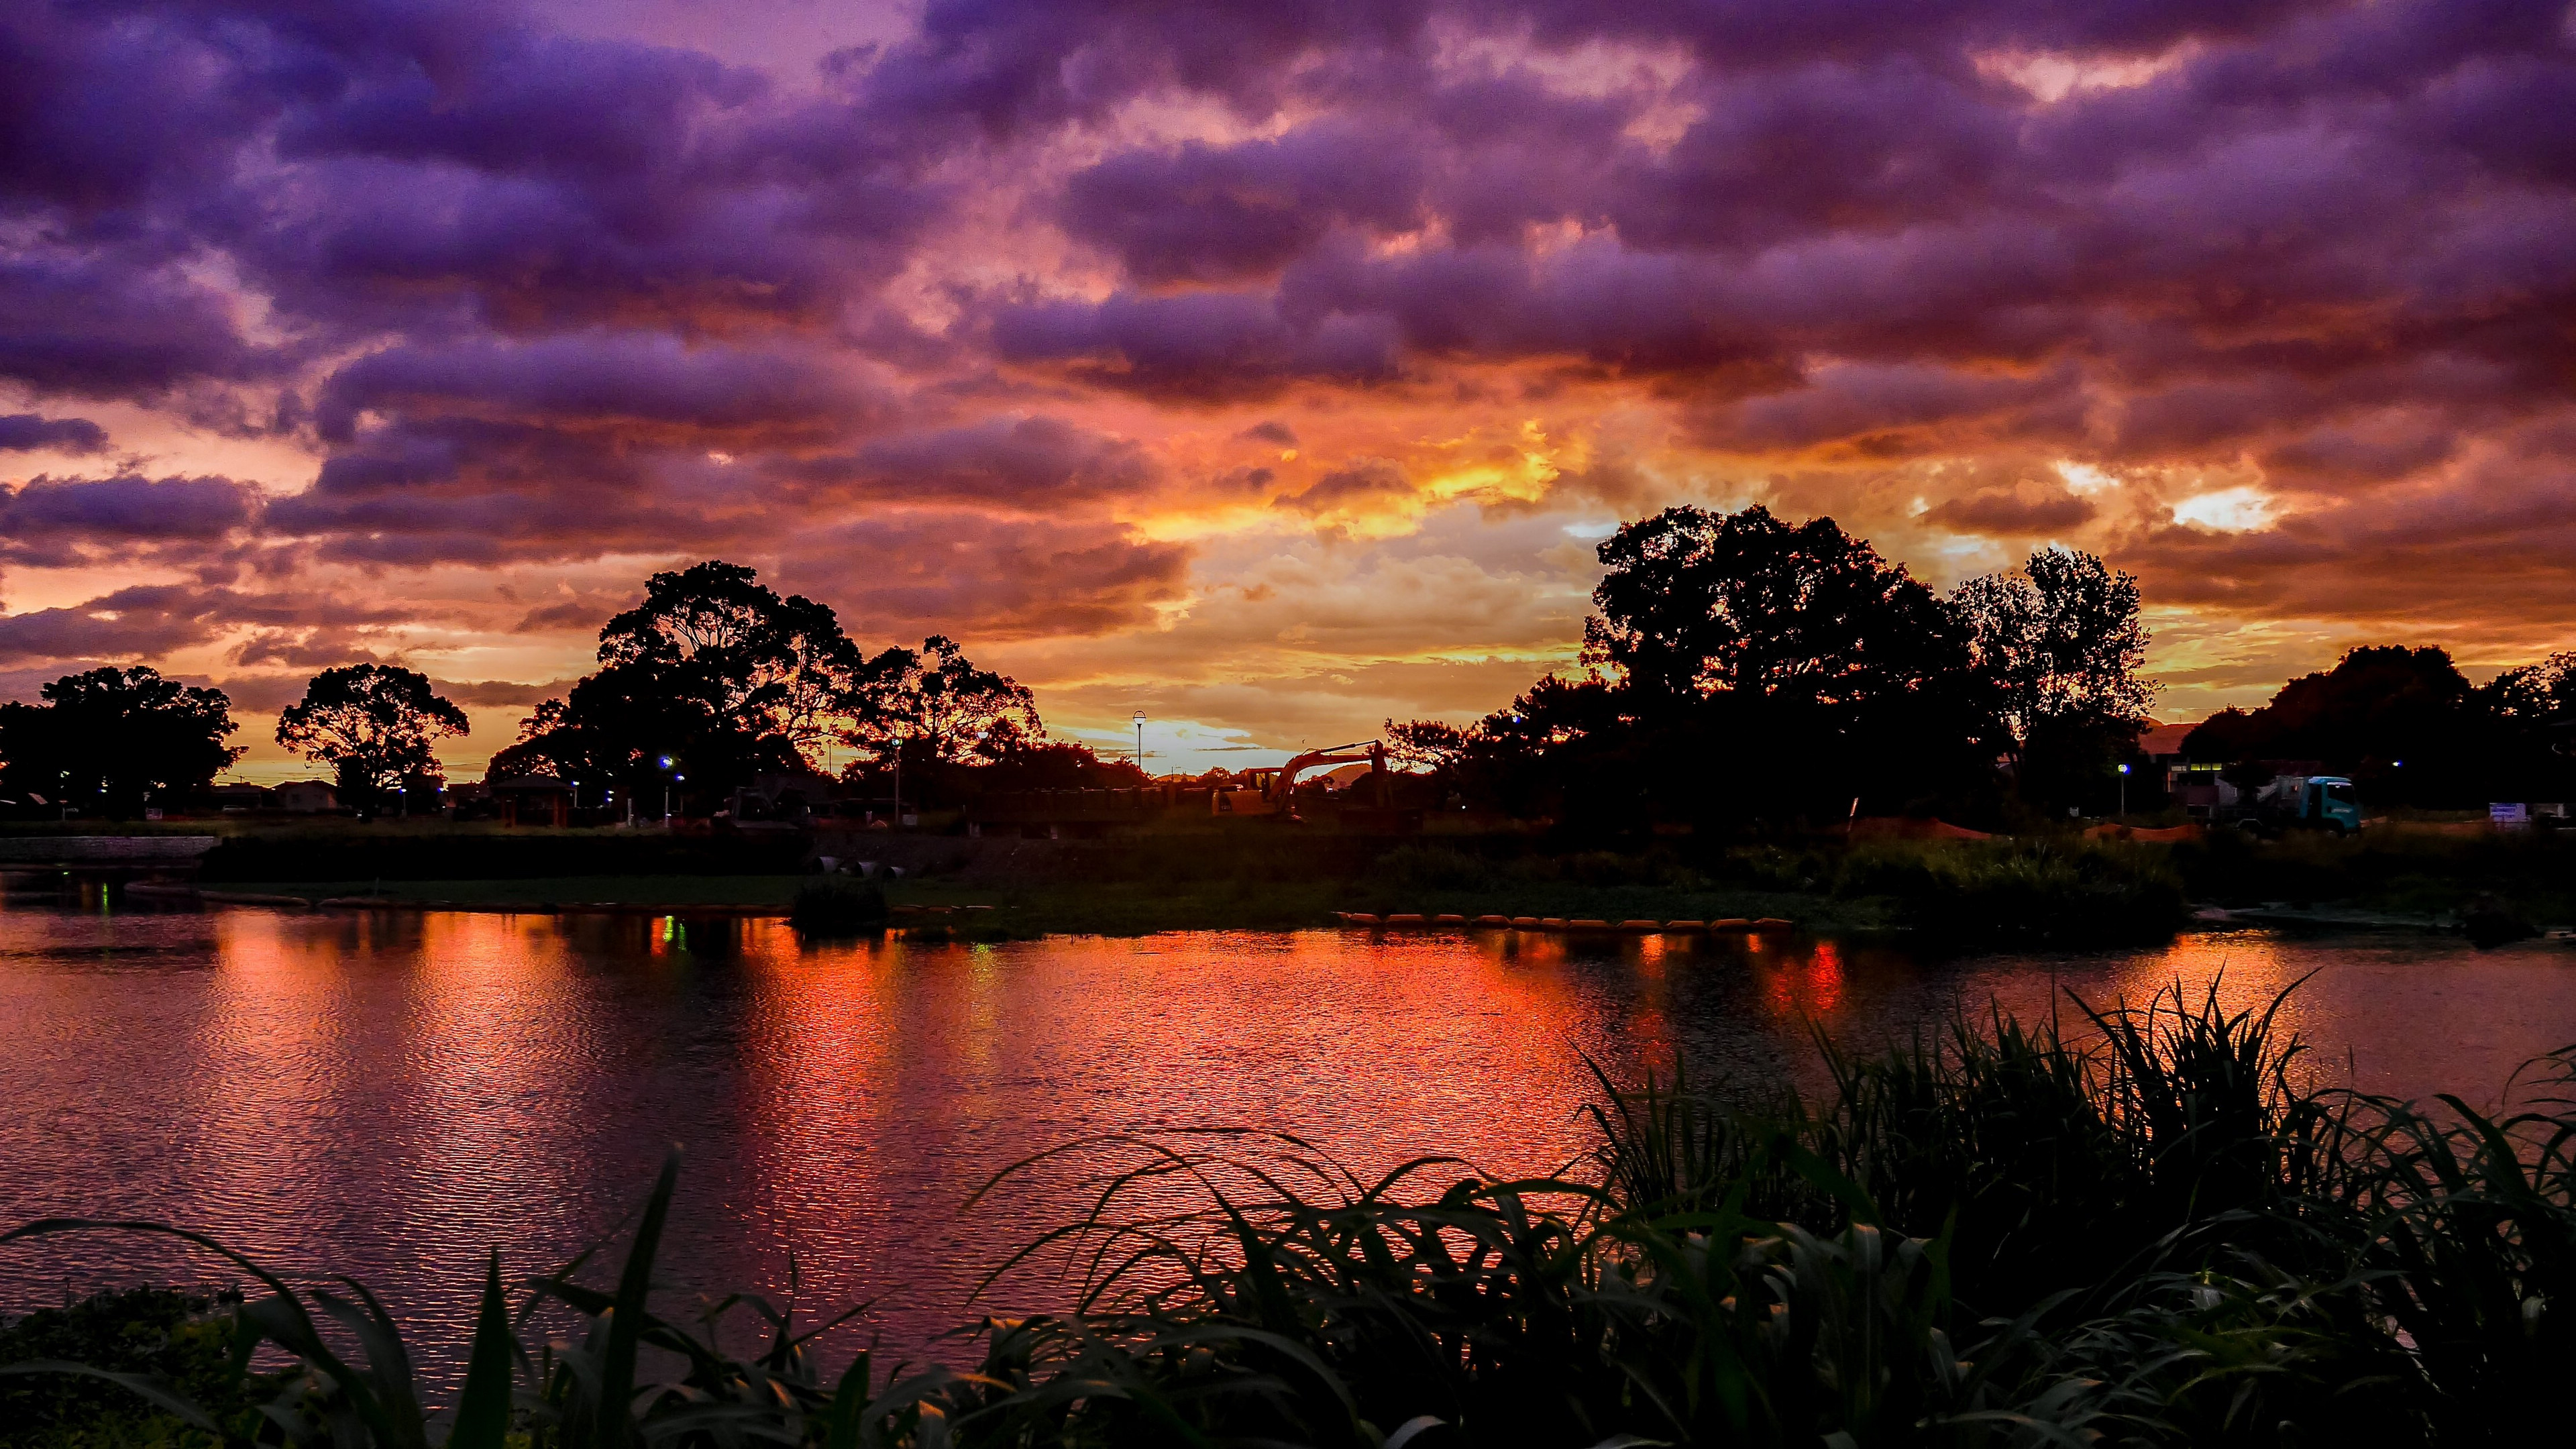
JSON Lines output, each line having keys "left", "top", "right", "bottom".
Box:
{"left": 434, "top": 676, "right": 584, "bottom": 706}
{"left": 1924, "top": 485, "right": 2099, "bottom": 537}
{"left": 315, "top": 334, "right": 892, "bottom": 446}
{"left": 0, "top": 475, "right": 258, "bottom": 541}
{"left": 771, "top": 509, "right": 1195, "bottom": 640}
{"left": 994, "top": 288, "right": 1405, "bottom": 399}
{"left": 0, "top": 415, "right": 107, "bottom": 454}
{"left": 788, "top": 415, "right": 1162, "bottom": 508}
{"left": 1061, "top": 123, "right": 1428, "bottom": 283}
{"left": 2, "top": 0, "right": 2575, "bottom": 659}
{"left": 0, "top": 474, "right": 263, "bottom": 569}
{"left": 0, "top": 252, "right": 286, "bottom": 400}
{"left": 0, "top": 582, "right": 403, "bottom": 667}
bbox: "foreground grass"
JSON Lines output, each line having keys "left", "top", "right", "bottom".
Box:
{"left": 7, "top": 981, "right": 2570, "bottom": 1447}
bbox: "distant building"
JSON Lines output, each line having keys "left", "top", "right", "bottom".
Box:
{"left": 274, "top": 780, "right": 340, "bottom": 813}
{"left": 207, "top": 782, "right": 272, "bottom": 812}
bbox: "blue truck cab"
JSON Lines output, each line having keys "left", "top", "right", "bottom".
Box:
{"left": 2238, "top": 773, "right": 2364, "bottom": 836}
{"left": 2295, "top": 775, "right": 2365, "bottom": 834}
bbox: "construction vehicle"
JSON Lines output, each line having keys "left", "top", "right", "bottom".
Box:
{"left": 2221, "top": 774, "right": 2365, "bottom": 837}
{"left": 1212, "top": 740, "right": 1390, "bottom": 821}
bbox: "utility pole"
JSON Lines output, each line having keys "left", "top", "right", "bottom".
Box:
{"left": 892, "top": 734, "right": 902, "bottom": 829}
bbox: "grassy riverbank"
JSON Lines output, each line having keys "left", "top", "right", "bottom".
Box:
{"left": 6, "top": 981, "right": 2569, "bottom": 1446}
{"left": 166, "top": 830, "right": 2189, "bottom": 943}
{"left": 82, "top": 818, "right": 2576, "bottom": 942}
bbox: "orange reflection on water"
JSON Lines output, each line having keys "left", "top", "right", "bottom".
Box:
{"left": 1748, "top": 934, "right": 1849, "bottom": 1025}
{"left": 10, "top": 904, "right": 2574, "bottom": 1365}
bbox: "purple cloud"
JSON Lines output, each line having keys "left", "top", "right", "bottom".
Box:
{"left": 1062, "top": 123, "right": 1428, "bottom": 283}
{"left": 0, "top": 415, "right": 107, "bottom": 453}
{"left": 0, "top": 0, "right": 2572, "bottom": 689}
{"left": 0, "top": 474, "right": 258, "bottom": 539}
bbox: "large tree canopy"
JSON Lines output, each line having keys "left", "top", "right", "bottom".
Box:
{"left": 503, "top": 561, "right": 860, "bottom": 797}
{"left": 596, "top": 561, "right": 865, "bottom": 758}
{"left": 1583, "top": 505, "right": 1966, "bottom": 712}
{"left": 1953, "top": 550, "right": 2156, "bottom": 751}
{"left": 843, "top": 635, "right": 1042, "bottom": 767}
{"left": 498, "top": 564, "right": 1049, "bottom": 808}
{"left": 1952, "top": 549, "right": 2156, "bottom": 806}
{"left": 0, "top": 667, "right": 244, "bottom": 816}
{"left": 276, "top": 665, "right": 468, "bottom": 814}
{"left": 1392, "top": 506, "right": 2017, "bottom": 828}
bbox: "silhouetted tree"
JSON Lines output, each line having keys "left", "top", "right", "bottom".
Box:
{"left": 505, "top": 561, "right": 862, "bottom": 802}
{"left": 971, "top": 738, "right": 1150, "bottom": 792}
{"left": 2178, "top": 646, "right": 2494, "bottom": 806}
{"left": 276, "top": 665, "right": 468, "bottom": 816}
{"left": 0, "top": 667, "right": 244, "bottom": 817}
{"left": 1391, "top": 678, "right": 1645, "bottom": 824}
{"left": 841, "top": 635, "right": 1041, "bottom": 767}
{"left": 597, "top": 561, "right": 867, "bottom": 758}
{"left": 1953, "top": 548, "right": 2155, "bottom": 810}
{"left": 1585, "top": 505, "right": 1968, "bottom": 715}
{"left": 1576, "top": 505, "right": 1994, "bottom": 826}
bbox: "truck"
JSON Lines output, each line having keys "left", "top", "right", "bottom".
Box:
{"left": 2221, "top": 774, "right": 2365, "bottom": 837}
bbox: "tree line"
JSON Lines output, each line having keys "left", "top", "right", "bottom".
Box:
{"left": 487, "top": 560, "right": 1136, "bottom": 809}
{"left": 3, "top": 519, "right": 2566, "bottom": 824}
{"left": 1382, "top": 505, "right": 2159, "bottom": 830}
{"left": 0, "top": 560, "right": 1118, "bottom": 819}
{"left": 1388, "top": 504, "right": 2576, "bottom": 829}
{"left": 2182, "top": 645, "right": 2576, "bottom": 807}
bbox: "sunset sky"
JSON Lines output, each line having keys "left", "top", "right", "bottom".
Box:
{"left": 5, "top": 0, "right": 2574, "bottom": 781}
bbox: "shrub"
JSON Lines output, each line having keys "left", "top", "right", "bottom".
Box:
{"left": 0, "top": 1288, "right": 246, "bottom": 1448}
{"left": 1831, "top": 838, "right": 2188, "bottom": 943}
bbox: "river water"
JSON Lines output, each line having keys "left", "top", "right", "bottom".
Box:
{"left": 2, "top": 899, "right": 2571, "bottom": 1372}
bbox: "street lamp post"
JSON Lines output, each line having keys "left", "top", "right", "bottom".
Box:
{"left": 2118, "top": 761, "right": 2131, "bottom": 819}
{"left": 891, "top": 734, "right": 902, "bottom": 830}
{"left": 659, "top": 755, "right": 676, "bottom": 826}
{"left": 1132, "top": 710, "right": 1146, "bottom": 773}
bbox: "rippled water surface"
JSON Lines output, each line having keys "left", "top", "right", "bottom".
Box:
{"left": 3, "top": 900, "right": 2572, "bottom": 1367}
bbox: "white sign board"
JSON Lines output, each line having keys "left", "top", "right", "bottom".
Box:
{"left": 2490, "top": 802, "right": 2530, "bottom": 826}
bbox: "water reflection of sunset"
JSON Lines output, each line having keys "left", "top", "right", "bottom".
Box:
{"left": 5, "top": 905, "right": 2575, "bottom": 1371}
{"left": 1749, "top": 936, "right": 1850, "bottom": 1024}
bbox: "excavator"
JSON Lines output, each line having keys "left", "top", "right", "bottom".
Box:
{"left": 1210, "top": 739, "right": 1390, "bottom": 821}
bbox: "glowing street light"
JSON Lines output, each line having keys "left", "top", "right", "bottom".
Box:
{"left": 2117, "top": 761, "right": 2131, "bottom": 818}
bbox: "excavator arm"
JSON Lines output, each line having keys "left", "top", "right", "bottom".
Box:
{"left": 1278, "top": 739, "right": 1385, "bottom": 794}
{"left": 1277, "top": 739, "right": 1389, "bottom": 818}
{"left": 1209, "top": 739, "right": 1390, "bottom": 819}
